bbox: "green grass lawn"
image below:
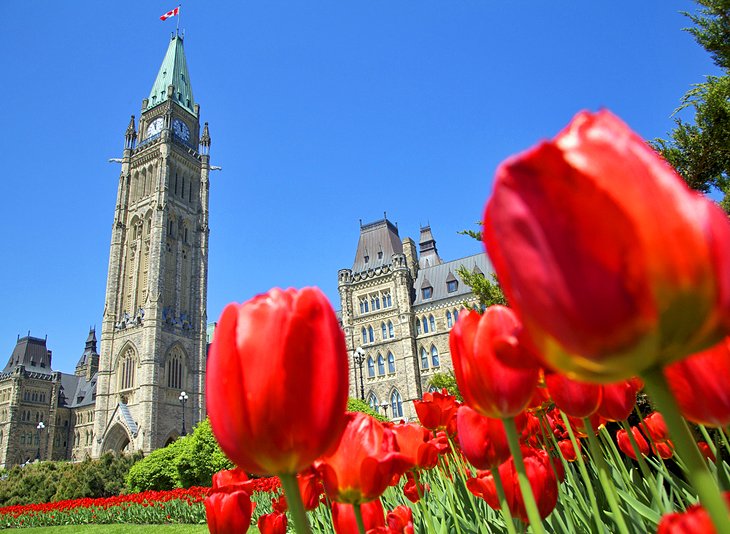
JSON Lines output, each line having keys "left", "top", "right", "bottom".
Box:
{"left": 16, "top": 527, "right": 204, "bottom": 534}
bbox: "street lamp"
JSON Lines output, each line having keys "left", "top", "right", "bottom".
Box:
{"left": 381, "top": 403, "right": 389, "bottom": 420}
{"left": 352, "top": 347, "right": 366, "bottom": 400}
{"left": 35, "top": 421, "right": 45, "bottom": 461}
{"left": 178, "top": 391, "right": 189, "bottom": 436}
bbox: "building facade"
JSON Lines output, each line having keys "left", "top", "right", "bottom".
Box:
{"left": 0, "top": 34, "right": 211, "bottom": 468}
{"left": 338, "top": 218, "right": 489, "bottom": 422}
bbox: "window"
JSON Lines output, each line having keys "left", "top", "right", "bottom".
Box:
{"left": 381, "top": 323, "right": 387, "bottom": 340}
{"left": 454, "top": 309, "right": 459, "bottom": 323}
{"left": 431, "top": 346, "right": 440, "bottom": 368}
{"left": 119, "top": 346, "right": 137, "bottom": 391}
{"left": 388, "top": 321, "right": 394, "bottom": 338}
{"left": 421, "top": 348, "right": 429, "bottom": 369}
{"left": 429, "top": 315, "right": 436, "bottom": 332}
{"left": 362, "top": 328, "right": 367, "bottom": 344}
{"left": 377, "top": 354, "right": 385, "bottom": 376}
{"left": 368, "top": 326, "right": 374, "bottom": 343}
{"left": 374, "top": 296, "right": 380, "bottom": 310}
{"left": 416, "top": 319, "right": 421, "bottom": 335}
{"left": 377, "top": 251, "right": 383, "bottom": 259}
{"left": 422, "top": 287, "right": 433, "bottom": 299}
{"left": 387, "top": 352, "right": 395, "bottom": 374}
{"left": 167, "top": 347, "right": 185, "bottom": 389}
{"left": 20, "top": 435, "right": 25, "bottom": 445}
{"left": 364, "top": 255, "right": 369, "bottom": 264}
{"left": 423, "top": 316, "right": 429, "bottom": 334}
{"left": 447, "top": 280, "right": 458, "bottom": 293}
{"left": 391, "top": 390, "right": 403, "bottom": 418}
{"left": 367, "top": 392, "right": 379, "bottom": 412}
{"left": 367, "top": 356, "right": 375, "bottom": 378}
{"left": 383, "top": 292, "right": 392, "bottom": 307}
{"left": 446, "top": 310, "right": 453, "bottom": 328}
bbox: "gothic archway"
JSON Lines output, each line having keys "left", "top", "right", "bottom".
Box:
{"left": 101, "top": 423, "right": 132, "bottom": 454}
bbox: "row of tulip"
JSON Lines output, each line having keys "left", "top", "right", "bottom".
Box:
{"left": 204, "top": 110, "right": 730, "bottom": 533}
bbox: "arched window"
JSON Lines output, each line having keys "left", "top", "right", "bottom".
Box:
{"left": 421, "top": 348, "right": 429, "bottom": 369}
{"left": 387, "top": 352, "right": 395, "bottom": 373}
{"left": 446, "top": 310, "right": 453, "bottom": 328}
{"left": 362, "top": 328, "right": 367, "bottom": 344}
{"left": 119, "top": 346, "right": 137, "bottom": 391}
{"left": 367, "top": 356, "right": 375, "bottom": 378}
{"left": 381, "top": 323, "right": 387, "bottom": 340}
{"left": 368, "top": 326, "right": 374, "bottom": 343}
{"left": 431, "top": 346, "right": 440, "bottom": 367}
{"left": 429, "top": 315, "right": 436, "bottom": 332}
{"left": 374, "top": 296, "right": 381, "bottom": 310}
{"left": 416, "top": 318, "right": 422, "bottom": 335}
{"left": 166, "top": 346, "right": 186, "bottom": 390}
{"left": 423, "top": 316, "right": 429, "bottom": 334}
{"left": 454, "top": 309, "right": 459, "bottom": 323}
{"left": 388, "top": 321, "right": 394, "bottom": 338}
{"left": 377, "top": 354, "right": 385, "bottom": 376}
{"left": 367, "top": 392, "right": 379, "bottom": 412}
{"left": 391, "top": 390, "right": 403, "bottom": 418}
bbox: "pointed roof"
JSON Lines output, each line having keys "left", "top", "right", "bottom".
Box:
{"left": 418, "top": 225, "right": 442, "bottom": 269}
{"left": 147, "top": 35, "right": 195, "bottom": 114}
{"left": 352, "top": 218, "right": 403, "bottom": 273}
{"left": 3, "top": 335, "right": 53, "bottom": 374}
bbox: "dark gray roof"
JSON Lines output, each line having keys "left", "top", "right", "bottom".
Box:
{"left": 76, "top": 329, "right": 98, "bottom": 369}
{"left": 418, "top": 225, "right": 442, "bottom": 269}
{"left": 58, "top": 372, "right": 97, "bottom": 408}
{"left": 414, "top": 253, "right": 493, "bottom": 306}
{"left": 3, "top": 336, "right": 53, "bottom": 374}
{"left": 351, "top": 218, "right": 403, "bottom": 274}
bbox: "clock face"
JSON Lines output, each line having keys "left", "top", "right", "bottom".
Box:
{"left": 173, "top": 119, "right": 190, "bottom": 142}
{"left": 145, "top": 117, "right": 164, "bottom": 138}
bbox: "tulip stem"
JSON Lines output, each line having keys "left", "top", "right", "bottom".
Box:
{"left": 582, "top": 418, "right": 630, "bottom": 534}
{"left": 619, "top": 420, "right": 665, "bottom": 511}
{"left": 492, "top": 465, "right": 518, "bottom": 534}
{"left": 352, "top": 503, "right": 367, "bottom": 534}
{"left": 558, "top": 411, "right": 604, "bottom": 534}
{"left": 699, "top": 425, "right": 718, "bottom": 459}
{"left": 642, "top": 366, "right": 730, "bottom": 532}
{"left": 279, "top": 473, "right": 312, "bottom": 534}
{"left": 502, "top": 417, "right": 546, "bottom": 534}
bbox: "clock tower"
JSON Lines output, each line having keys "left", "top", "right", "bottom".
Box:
{"left": 93, "top": 34, "right": 211, "bottom": 455}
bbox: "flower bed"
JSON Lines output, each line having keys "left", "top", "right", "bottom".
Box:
{"left": 0, "top": 478, "right": 280, "bottom": 529}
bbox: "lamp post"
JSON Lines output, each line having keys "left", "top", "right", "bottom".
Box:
{"left": 178, "top": 391, "right": 188, "bottom": 436}
{"left": 381, "top": 403, "right": 389, "bottom": 420}
{"left": 35, "top": 421, "right": 45, "bottom": 461}
{"left": 353, "top": 347, "right": 366, "bottom": 400}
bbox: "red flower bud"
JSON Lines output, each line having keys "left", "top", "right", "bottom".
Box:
{"left": 331, "top": 500, "right": 385, "bottom": 534}
{"left": 616, "top": 426, "right": 649, "bottom": 460}
{"left": 450, "top": 307, "right": 540, "bottom": 418}
{"left": 456, "top": 405, "right": 512, "bottom": 469}
{"left": 258, "top": 512, "right": 287, "bottom": 534}
{"left": 641, "top": 412, "right": 670, "bottom": 443}
{"left": 597, "top": 378, "right": 642, "bottom": 422}
{"left": 545, "top": 372, "right": 602, "bottom": 419}
{"left": 657, "top": 491, "right": 730, "bottom": 533}
{"left": 651, "top": 440, "right": 674, "bottom": 460}
{"left": 698, "top": 442, "right": 716, "bottom": 463}
{"left": 204, "top": 488, "right": 254, "bottom": 534}
{"left": 664, "top": 337, "right": 730, "bottom": 427}
{"left": 413, "top": 389, "right": 458, "bottom": 432}
{"left": 558, "top": 440, "right": 578, "bottom": 462}
{"left": 207, "top": 287, "right": 349, "bottom": 476}
{"left": 483, "top": 110, "right": 730, "bottom": 382}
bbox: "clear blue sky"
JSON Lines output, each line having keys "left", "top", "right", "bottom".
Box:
{"left": 0, "top": 1, "right": 720, "bottom": 373}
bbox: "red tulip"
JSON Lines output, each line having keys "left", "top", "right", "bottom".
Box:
{"left": 205, "top": 469, "right": 255, "bottom": 534}
{"left": 297, "top": 467, "right": 325, "bottom": 511}
{"left": 467, "top": 447, "right": 558, "bottom": 521}
{"left": 652, "top": 439, "right": 674, "bottom": 460}
{"left": 258, "top": 512, "right": 287, "bottom": 534}
{"left": 390, "top": 422, "right": 439, "bottom": 470}
{"left": 317, "top": 412, "right": 413, "bottom": 504}
{"left": 456, "top": 405, "right": 513, "bottom": 469}
{"left": 558, "top": 440, "right": 578, "bottom": 462}
{"left": 545, "top": 372, "right": 602, "bottom": 419}
{"left": 207, "top": 287, "right": 349, "bottom": 476}
{"left": 483, "top": 109, "right": 730, "bottom": 382}
{"left": 665, "top": 337, "right": 730, "bottom": 427}
{"left": 402, "top": 471, "right": 429, "bottom": 503}
{"left": 413, "top": 389, "right": 458, "bottom": 432}
{"left": 385, "top": 505, "right": 415, "bottom": 534}
{"left": 698, "top": 442, "right": 717, "bottom": 463}
{"left": 657, "top": 491, "right": 730, "bottom": 533}
{"left": 597, "top": 378, "right": 642, "bottom": 421}
{"left": 641, "top": 412, "right": 670, "bottom": 443}
{"left": 616, "top": 426, "right": 649, "bottom": 460}
{"left": 450, "top": 306, "right": 540, "bottom": 418}
{"left": 331, "top": 500, "right": 385, "bottom": 534}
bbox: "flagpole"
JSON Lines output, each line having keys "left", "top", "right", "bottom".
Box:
{"left": 176, "top": 4, "right": 181, "bottom": 36}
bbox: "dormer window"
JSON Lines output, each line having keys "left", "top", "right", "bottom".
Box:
{"left": 377, "top": 251, "right": 383, "bottom": 259}
{"left": 447, "top": 280, "right": 458, "bottom": 293}
{"left": 422, "top": 287, "right": 433, "bottom": 299}
{"left": 364, "top": 255, "right": 369, "bottom": 264}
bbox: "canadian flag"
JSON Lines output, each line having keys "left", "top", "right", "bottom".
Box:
{"left": 160, "top": 7, "right": 180, "bottom": 21}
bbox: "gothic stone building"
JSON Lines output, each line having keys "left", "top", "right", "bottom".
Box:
{"left": 338, "top": 218, "right": 490, "bottom": 422}
{"left": 0, "top": 33, "right": 211, "bottom": 468}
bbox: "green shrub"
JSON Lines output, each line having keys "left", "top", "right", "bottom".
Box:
{"left": 347, "top": 398, "right": 388, "bottom": 422}
{"left": 126, "top": 418, "right": 234, "bottom": 492}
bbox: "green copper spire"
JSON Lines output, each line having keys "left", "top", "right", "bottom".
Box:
{"left": 147, "top": 35, "right": 195, "bottom": 114}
